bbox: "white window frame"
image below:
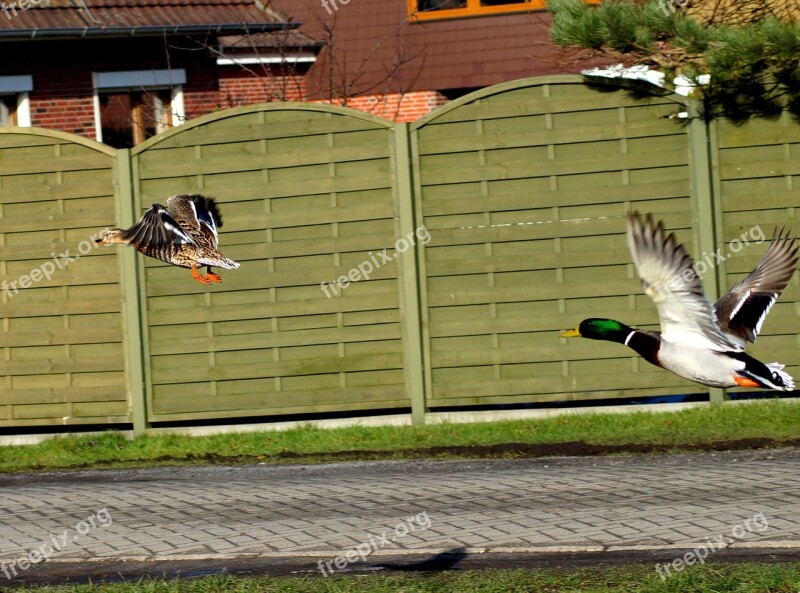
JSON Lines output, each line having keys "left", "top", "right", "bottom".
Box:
{"left": 92, "top": 69, "right": 187, "bottom": 143}
{"left": 0, "top": 75, "right": 33, "bottom": 127}
{"left": 216, "top": 52, "right": 317, "bottom": 66}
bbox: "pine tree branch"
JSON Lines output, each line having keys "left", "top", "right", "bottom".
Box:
{"left": 548, "top": 0, "right": 800, "bottom": 121}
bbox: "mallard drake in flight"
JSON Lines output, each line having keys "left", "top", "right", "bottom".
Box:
{"left": 95, "top": 194, "right": 239, "bottom": 285}
{"left": 562, "top": 212, "right": 799, "bottom": 391}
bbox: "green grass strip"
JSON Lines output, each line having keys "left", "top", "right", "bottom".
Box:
{"left": 2, "top": 399, "right": 800, "bottom": 473}
{"left": 12, "top": 563, "right": 800, "bottom": 592}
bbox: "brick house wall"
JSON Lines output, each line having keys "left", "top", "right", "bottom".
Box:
{"left": 218, "top": 59, "right": 448, "bottom": 120}
{"left": 218, "top": 68, "right": 307, "bottom": 108}
{"left": 179, "top": 60, "right": 223, "bottom": 124}
{"left": 33, "top": 97, "right": 96, "bottom": 138}
{"left": 320, "top": 90, "right": 450, "bottom": 122}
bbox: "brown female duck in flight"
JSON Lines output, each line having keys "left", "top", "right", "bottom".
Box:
{"left": 95, "top": 194, "right": 239, "bottom": 284}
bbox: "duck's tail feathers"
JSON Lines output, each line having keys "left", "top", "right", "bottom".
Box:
{"left": 201, "top": 256, "right": 240, "bottom": 270}
{"left": 765, "top": 363, "right": 795, "bottom": 391}
{"left": 739, "top": 363, "right": 795, "bottom": 391}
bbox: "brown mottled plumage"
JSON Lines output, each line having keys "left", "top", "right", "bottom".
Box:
{"left": 95, "top": 194, "right": 239, "bottom": 284}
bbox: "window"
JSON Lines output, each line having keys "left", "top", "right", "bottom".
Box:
{"left": 410, "top": 0, "right": 597, "bottom": 20}
{"left": 412, "top": 0, "right": 536, "bottom": 19}
{"left": 97, "top": 89, "right": 174, "bottom": 148}
{"left": 92, "top": 69, "right": 186, "bottom": 148}
{"left": 0, "top": 75, "right": 32, "bottom": 127}
{"left": 0, "top": 96, "right": 18, "bottom": 126}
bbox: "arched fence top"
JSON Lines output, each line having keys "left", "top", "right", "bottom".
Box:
{"left": 1, "top": 75, "right": 695, "bottom": 156}
{"left": 0, "top": 75, "right": 698, "bottom": 157}
{"left": 0, "top": 125, "right": 118, "bottom": 157}
{"left": 131, "top": 101, "right": 395, "bottom": 155}
{"left": 411, "top": 74, "right": 695, "bottom": 130}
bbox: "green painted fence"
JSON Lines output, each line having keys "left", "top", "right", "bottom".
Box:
{"left": 0, "top": 130, "right": 129, "bottom": 428}
{"left": 412, "top": 78, "right": 698, "bottom": 407}
{"left": 0, "top": 75, "right": 798, "bottom": 431}
{"left": 711, "top": 113, "right": 800, "bottom": 387}
{"left": 129, "top": 105, "right": 412, "bottom": 423}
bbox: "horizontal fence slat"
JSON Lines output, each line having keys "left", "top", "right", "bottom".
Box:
{"left": 151, "top": 353, "right": 403, "bottom": 384}
{"left": 138, "top": 143, "right": 390, "bottom": 179}
{"left": 150, "top": 325, "right": 402, "bottom": 355}
{"left": 422, "top": 179, "right": 690, "bottom": 216}
{"left": 418, "top": 120, "right": 686, "bottom": 155}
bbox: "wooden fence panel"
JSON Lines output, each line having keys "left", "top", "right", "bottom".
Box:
{"left": 4, "top": 77, "right": 800, "bottom": 431}
{"left": 132, "top": 105, "right": 410, "bottom": 422}
{"left": 0, "top": 129, "right": 129, "bottom": 428}
{"left": 412, "top": 77, "right": 707, "bottom": 408}
{"left": 713, "top": 113, "right": 800, "bottom": 384}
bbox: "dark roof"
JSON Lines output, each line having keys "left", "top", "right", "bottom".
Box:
{"left": 0, "top": 0, "right": 297, "bottom": 40}
{"left": 219, "top": 29, "right": 323, "bottom": 51}
{"left": 275, "top": 0, "right": 594, "bottom": 98}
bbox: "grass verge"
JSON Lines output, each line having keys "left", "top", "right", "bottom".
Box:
{"left": 11, "top": 564, "right": 800, "bottom": 592}
{"left": 2, "top": 399, "right": 800, "bottom": 473}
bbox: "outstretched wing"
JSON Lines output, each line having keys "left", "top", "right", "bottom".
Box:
{"left": 626, "top": 212, "right": 741, "bottom": 352}
{"left": 122, "top": 203, "right": 194, "bottom": 253}
{"left": 714, "top": 227, "right": 799, "bottom": 347}
{"left": 166, "top": 194, "right": 223, "bottom": 248}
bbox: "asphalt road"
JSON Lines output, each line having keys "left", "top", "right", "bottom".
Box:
{"left": 2, "top": 449, "right": 800, "bottom": 585}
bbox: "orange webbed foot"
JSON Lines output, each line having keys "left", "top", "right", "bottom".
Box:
{"left": 191, "top": 266, "right": 212, "bottom": 285}
{"left": 206, "top": 270, "right": 222, "bottom": 283}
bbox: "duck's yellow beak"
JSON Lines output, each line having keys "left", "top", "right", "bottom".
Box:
{"left": 561, "top": 327, "right": 581, "bottom": 338}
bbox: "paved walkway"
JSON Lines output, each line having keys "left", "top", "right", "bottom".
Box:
{"left": 1, "top": 449, "right": 800, "bottom": 582}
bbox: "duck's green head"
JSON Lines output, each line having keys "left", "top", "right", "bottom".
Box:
{"left": 561, "top": 318, "right": 632, "bottom": 342}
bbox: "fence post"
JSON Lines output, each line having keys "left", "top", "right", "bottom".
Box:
{"left": 115, "top": 148, "right": 148, "bottom": 433}
{"left": 393, "top": 123, "right": 427, "bottom": 425}
{"left": 687, "top": 102, "right": 728, "bottom": 405}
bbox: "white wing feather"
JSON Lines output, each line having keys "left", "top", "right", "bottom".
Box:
{"left": 626, "top": 213, "right": 741, "bottom": 352}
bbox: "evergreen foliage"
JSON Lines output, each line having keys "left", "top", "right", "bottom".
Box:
{"left": 548, "top": 0, "right": 800, "bottom": 121}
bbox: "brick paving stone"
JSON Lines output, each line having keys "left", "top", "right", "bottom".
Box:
{"left": 0, "top": 450, "right": 799, "bottom": 561}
